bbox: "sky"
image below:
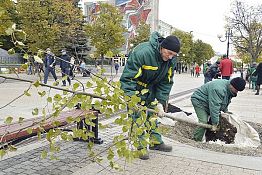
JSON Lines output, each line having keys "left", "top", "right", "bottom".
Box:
{"left": 159, "top": 0, "right": 261, "bottom": 55}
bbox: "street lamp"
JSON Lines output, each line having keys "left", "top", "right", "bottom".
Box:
{"left": 217, "top": 28, "right": 233, "bottom": 58}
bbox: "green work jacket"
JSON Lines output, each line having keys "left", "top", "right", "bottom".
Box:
{"left": 191, "top": 80, "right": 235, "bottom": 124}
{"left": 120, "top": 32, "right": 176, "bottom": 106}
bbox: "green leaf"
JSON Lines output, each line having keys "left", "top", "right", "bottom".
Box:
{"left": 54, "top": 94, "right": 62, "bottom": 101}
{"left": 8, "top": 145, "right": 17, "bottom": 152}
{"left": 5, "top": 27, "right": 13, "bottom": 35}
{"left": 66, "top": 116, "right": 74, "bottom": 124}
{"left": 18, "top": 117, "right": 24, "bottom": 124}
{"left": 7, "top": 48, "right": 15, "bottom": 55}
{"left": 32, "top": 108, "right": 39, "bottom": 115}
{"left": 86, "top": 81, "right": 93, "bottom": 88}
{"left": 38, "top": 91, "right": 46, "bottom": 97}
{"left": 33, "top": 80, "right": 41, "bottom": 87}
{"left": 141, "top": 89, "right": 149, "bottom": 95}
{"left": 73, "top": 83, "right": 80, "bottom": 90}
{"left": 23, "top": 53, "right": 29, "bottom": 59}
{"left": 34, "top": 55, "right": 43, "bottom": 64}
{"left": 41, "top": 150, "right": 47, "bottom": 159}
{"left": 27, "top": 128, "right": 33, "bottom": 134}
{"left": 0, "top": 149, "right": 6, "bottom": 158}
{"left": 4, "top": 116, "right": 13, "bottom": 125}
{"left": 24, "top": 90, "right": 31, "bottom": 96}
{"left": 47, "top": 97, "right": 52, "bottom": 103}
{"left": 21, "top": 64, "right": 28, "bottom": 69}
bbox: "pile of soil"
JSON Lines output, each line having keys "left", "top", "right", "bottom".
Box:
{"left": 161, "top": 121, "right": 262, "bottom": 157}
{"left": 205, "top": 116, "right": 237, "bottom": 144}
{"left": 162, "top": 104, "right": 262, "bottom": 157}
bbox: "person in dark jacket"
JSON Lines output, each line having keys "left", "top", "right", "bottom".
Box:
{"left": 253, "top": 62, "right": 262, "bottom": 95}
{"left": 120, "top": 32, "right": 180, "bottom": 160}
{"left": 204, "top": 61, "right": 220, "bottom": 83}
{"left": 43, "top": 48, "right": 57, "bottom": 84}
{"left": 60, "top": 50, "right": 71, "bottom": 86}
{"left": 191, "top": 77, "right": 246, "bottom": 141}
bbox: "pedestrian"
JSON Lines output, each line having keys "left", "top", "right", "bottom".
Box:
{"left": 247, "top": 62, "right": 257, "bottom": 91}
{"left": 70, "top": 57, "right": 75, "bottom": 80}
{"left": 43, "top": 48, "right": 57, "bottom": 84}
{"left": 114, "top": 62, "right": 119, "bottom": 75}
{"left": 220, "top": 54, "right": 233, "bottom": 80}
{"left": 203, "top": 61, "right": 211, "bottom": 83}
{"left": 190, "top": 64, "right": 195, "bottom": 77}
{"left": 191, "top": 77, "right": 246, "bottom": 141}
{"left": 195, "top": 64, "right": 201, "bottom": 77}
{"left": 60, "top": 50, "right": 71, "bottom": 86}
{"left": 120, "top": 31, "right": 181, "bottom": 160}
{"left": 204, "top": 61, "right": 220, "bottom": 83}
{"left": 252, "top": 62, "right": 262, "bottom": 95}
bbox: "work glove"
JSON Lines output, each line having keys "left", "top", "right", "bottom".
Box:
{"left": 211, "top": 124, "right": 219, "bottom": 132}
{"left": 156, "top": 103, "right": 165, "bottom": 118}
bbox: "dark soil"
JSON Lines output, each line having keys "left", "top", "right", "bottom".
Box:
{"left": 160, "top": 121, "right": 262, "bottom": 157}
{"left": 205, "top": 116, "right": 237, "bottom": 144}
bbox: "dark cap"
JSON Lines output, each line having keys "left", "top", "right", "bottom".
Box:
{"left": 161, "top": 35, "right": 181, "bottom": 53}
{"left": 230, "top": 77, "right": 246, "bottom": 91}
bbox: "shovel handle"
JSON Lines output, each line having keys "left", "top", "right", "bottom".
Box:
{"left": 147, "top": 108, "right": 213, "bottom": 129}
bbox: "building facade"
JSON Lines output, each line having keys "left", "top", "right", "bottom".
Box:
{"left": 158, "top": 20, "right": 173, "bottom": 37}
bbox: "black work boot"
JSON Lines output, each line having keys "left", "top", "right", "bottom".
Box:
{"left": 149, "top": 143, "right": 172, "bottom": 152}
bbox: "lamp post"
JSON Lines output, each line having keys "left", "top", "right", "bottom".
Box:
{"left": 217, "top": 28, "right": 233, "bottom": 58}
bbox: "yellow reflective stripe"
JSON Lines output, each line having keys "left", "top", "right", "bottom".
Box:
{"left": 137, "top": 81, "right": 147, "bottom": 88}
{"left": 142, "top": 65, "right": 158, "bottom": 70}
{"left": 134, "top": 67, "right": 142, "bottom": 79}
{"left": 168, "top": 67, "right": 172, "bottom": 82}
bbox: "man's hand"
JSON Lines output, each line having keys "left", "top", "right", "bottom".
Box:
{"left": 211, "top": 124, "right": 219, "bottom": 132}
{"left": 157, "top": 103, "right": 165, "bottom": 117}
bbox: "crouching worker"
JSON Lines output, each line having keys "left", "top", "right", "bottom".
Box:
{"left": 191, "top": 77, "right": 246, "bottom": 142}
{"left": 120, "top": 32, "right": 180, "bottom": 160}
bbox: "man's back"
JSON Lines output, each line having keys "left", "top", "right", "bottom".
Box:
{"left": 220, "top": 58, "right": 233, "bottom": 76}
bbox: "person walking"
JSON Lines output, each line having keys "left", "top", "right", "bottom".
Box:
{"left": 204, "top": 61, "right": 220, "bottom": 83}
{"left": 60, "top": 50, "right": 71, "bottom": 86}
{"left": 247, "top": 62, "right": 257, "bottom": 91}
{"left": 120, "top": 31, "right": 181, "bottom": 160}
{"left": 43, "top": 48, "right": 57, "bottom": 84}
{"left": 70, "top": 57, "right": 75, "bottom": 80}
{"left": 114, "top": 62, "right": 120, "bottom": 75}
{"left": 220, "top": 54, "right": 233, "bottom": 80}
{"left": 190, "top": 64, "right": 195, "bottom": 77}
{"left": 191, "top": 77, "right": 246, "bottom": 141}
{"left": 253, "top": 62, "right": 262, "bottom": 95}
{"left": 195, "top": 64, "right": 201, "bottom": 77}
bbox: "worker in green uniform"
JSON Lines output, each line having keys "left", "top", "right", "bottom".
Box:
{"left": 120, "top": 31, "right": 181, "bottom": 160}
{"left": 191, "top": 77, "right": 246, "bottom": 142}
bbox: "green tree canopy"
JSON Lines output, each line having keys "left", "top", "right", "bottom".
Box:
{"left": 16, "top": 0, "right": 83, "bottom": 53}
{"left": 85, "top": 3, "right": 126, "bottom": 66}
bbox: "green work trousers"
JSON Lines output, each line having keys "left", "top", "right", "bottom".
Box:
{"left": 130, "top": 110, "right": 163, "bottom": 147}
{"left": 193, "top": 106, "right": 209, "bottom": 141}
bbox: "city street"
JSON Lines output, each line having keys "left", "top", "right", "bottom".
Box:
{"left": 0, "top": 71, "right": 262, "bottom": 175}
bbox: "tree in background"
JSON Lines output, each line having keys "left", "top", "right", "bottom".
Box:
{"left": 85, "top": 3, "right": 126, "bottom": 68}
{"left": 172, "top": 29, "right": 194, "bottom": 64}
{"left": 16, "top": 0, "right": 83, "bottom": 54}
{"left": 129, "top": 21, "right": 150, "bottom": 48}
{"left": 0, "top": 0, "right": 19, "bottom": 50}
{"left": 227, "top": 1, "right": 262, "bottom": 63}
{"left": 192, "top": 39, "right": 214, "bottom": 66}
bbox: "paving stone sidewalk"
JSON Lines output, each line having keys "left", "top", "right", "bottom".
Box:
{"left": 1, "top": 123, "right": 262, "bottom": 175}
